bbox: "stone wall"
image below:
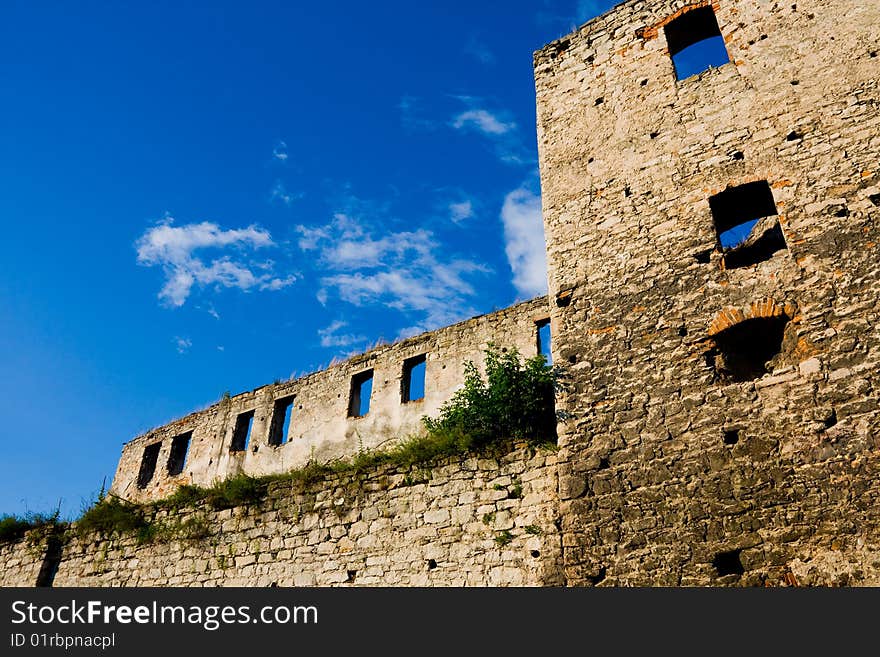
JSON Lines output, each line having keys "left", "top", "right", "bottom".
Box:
{"left": 112, "top": 297, "right": 551, "bottom": 504}
{"left": 0, "top": 535, "right": 51, "bottom": 587}
{"left": 535, "top": 0, "right": 880, "bottom": 585}
{"left": 15, "top": 446, "right": 560, "bottom": 587}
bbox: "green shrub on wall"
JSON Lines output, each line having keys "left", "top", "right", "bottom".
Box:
{"left": 422, "top": 343, "right": 557, "bottom": 449}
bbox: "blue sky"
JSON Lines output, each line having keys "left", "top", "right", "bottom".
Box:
{"left": 1, "top": 0, "right": 624, "bottom": 518}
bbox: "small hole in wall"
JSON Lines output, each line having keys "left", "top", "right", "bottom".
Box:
{"left": 790, "top": 79, "right": 800, "bottom": 85}
{"left": 824, "top": 409, "right": 838, "bottom": 429}
{"left": 595, "top": 97, "right": 604, "bottom": 105}
{"left": 833, "top": 206, "right": 849, "bottom": 217}
{"left": 870, "top": 51, "right": 877, "bottom": 58}
{"left": 346, "top": 570, "right": 357, "bottom": 582}
{"left": 723, "top": 429, "right": 740, "bottom": 445}
{"left": 650, "top": 131, "right": 659, "bottom": 139}
{"left": 678, "top": 326, "right": 688, "bottom": 337}
{"left": 640, "top": 78, "right": 648, "bottom": 86}
{"left": 427, "top": 559, "right": 437, "bottom": 570}
{"left": 713, "top": 549, "right": 744, "bottom": 576}
{"left": 731, "top": 151, "right": 744, "bottom": 161}
{"left": 556, "top": 289, "right": 573, "bottom": 307}
{"left": 624, "top": 186, "right": 632, "bottom": 197}
{"left": 870, "top": 194, "right": 880, "bottom": 207}
{"left": 586, "top": 54, "right": 594, "bottom": 63}
{"left": 531, "top": 550, "right": 541, "bottom": 558}
{"left": 568, "top": 355, "right": 577, "bottom": 364}
{"left": 598, "top": 457, "right": 611, "bottom": 470}
{"left": 693, "top": 249, "right": 712, "bottom": 264}
{"left": 786, "top": 130, "right": 802, "bottom": 141}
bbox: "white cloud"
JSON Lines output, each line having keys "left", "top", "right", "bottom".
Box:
{"left": 136, "top": 217, "right": 295, "bottom": 307}
{"left": 398, "top": 95, "right": 438, "bottom": 132}
{"left": 449, "top": 99, "right": 532, "bottom": 166}
{"left": 464, "top": 36, "right": 495, "bottom": 65}
{"left": 270, "top": 180, "right": 300, "bottom": 206}
{"left": 501, "top": 183, "right": 548, "bottom": 298}
{"left": 298, "top": 211, "right": 489, "bottom": 331}
{"left": 452, "top": 109, "right": 516, "bottom": 136}
{"left": 272, "top": 140, "right": 288, "bottom": 161}
{"left": 318, "top": 320, "right": 366, "bottom": 348}
{"left": 174, "top": 336, "right": 192, "bottom": 354}
{"left": 449, "top": 200, "right": 475, "bottom": 223}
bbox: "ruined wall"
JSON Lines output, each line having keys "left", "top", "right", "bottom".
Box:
{"left": 536, "top": 0, "right": 880, "bottom": 584}
{"left": 23, "top": 447, "right": 560, "bottom": 587}
{"left": 0, "top": 535, "right": 52, "bottom": 587}
{"left": 113, "top": 298, "right": 551, "bottom": 504}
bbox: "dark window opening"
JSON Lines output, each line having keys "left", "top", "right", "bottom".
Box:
{"left": 268, "top": 396, "right": 294, "bottom": 446}
{"left": 136, "top": 442, "right": 161, "bottom": 489}
{"left": 536, "top": 319, "right": 553, "bottom": 363}
{"left": 346, "top": 569, "right": 357, "bottom": 583}
{"left": 427, "top": 559, "right": 438, "bottom": 570}
{"left": 664, "top": 6, "right": 731, "bottom": 80}
{"left": 166, "top": 431, "right": 192, "bottom": 476}
{"left": 230, "top": 410, "right": 255, "bottom": 452}
{"left": 401, "top": 355, "right": 426, "bottom": 403}
{"left": 713, "top": 549, "right": 745, "bottom": 576}
{"left": 723, "top": 429, "right": 740, "bottom": 445}
{"left": 348, "top": 369, "right": 374, "bottom": 417}
{"left": 709, "top": 181, "right": 786, "bottom": 268}
{"left": 711, "top": 315, "right": 790, "bottom": 382}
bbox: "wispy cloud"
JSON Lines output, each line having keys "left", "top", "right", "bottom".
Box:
{"left": 272, "top": 140, "right": 289, "bottom": 162}
{"left": 537, "top": 0, "right": 614, "bottom": 31}
{"left": 464, "top": 35, "right": 495, "bottom": 65}
{"left": 449, "top": 98, "right": 532, "bottom": 166}
{"left": 270, "top": 180, "right": 300, "bottom": 206}
{"left": 398, "top": 95, "right": 438, "bottom": 132}
{"left": 318, "top": 320, "right": 366, "bottom": 349}
{"left": 449, "top": 199, "right": 475, "bottom": 223}
{"left": 173, "top": 336, "right": 192, "bottom": 354}
{"left": 452, "top": 109, "right": 515, "bottom": 136}
{"left": 136, "top": 216, "right": 295, "bottom": 307}
{"left": 501, "top": 181, "right": 548, "bottom": 298}
{"left": 298, "top": 209, "right": 489, "bottom": 335}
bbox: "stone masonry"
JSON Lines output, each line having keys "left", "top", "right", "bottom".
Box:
{"left": 536, "top": 0, "right": 880, "bottom": 585}
{"left": 2, "top": 447, "right": 561, "bottom": 587}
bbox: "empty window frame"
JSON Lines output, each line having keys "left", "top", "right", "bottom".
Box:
{"left": 536, "top": 319, "right": 553, "bottom": 364}
{"left": 268, "top": 396, "right": 294, "bottom": 446}
{"left": 348, "top": 369, "right": 374, "bottom": 417}
{"left": 709, "top": 180, "right": 786, "bottom": 268}
{"left": 401, "top": 354, "right": 427, "bottom": 403}
{"left": 230, "top": 410, "right": 255, "bottom": 452}
{"left": 166, "top": 431, "right": 192, "bottom": 476}
{"left": 137, "top": 442, "right": 161, "bottom": 489}
{"left": 664, "top": 6, "right": 730, "bottom": 80}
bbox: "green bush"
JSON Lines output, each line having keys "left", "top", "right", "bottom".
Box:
{"left": 77, "top": 497, "right": 149, "bottom": 539}
{"left": 0, "top": 508, "right": 62, "bottom": 544}
{"left": 204, "top": 474, "right": 269, "bottom": 510}
{"left": 422, "top": 344, "right": 556, "bottom": 449}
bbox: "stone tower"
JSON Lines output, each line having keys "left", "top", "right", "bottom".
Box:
{"left": 535, "top": 0, "right": 880, "bottom": 584}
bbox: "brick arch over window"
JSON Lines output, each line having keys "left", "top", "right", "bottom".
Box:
{"left": 706, "top": 298, "right": 798, "bottom": 382}
{"left": 708, "top": 298, "right": 797, "bottom": 337}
